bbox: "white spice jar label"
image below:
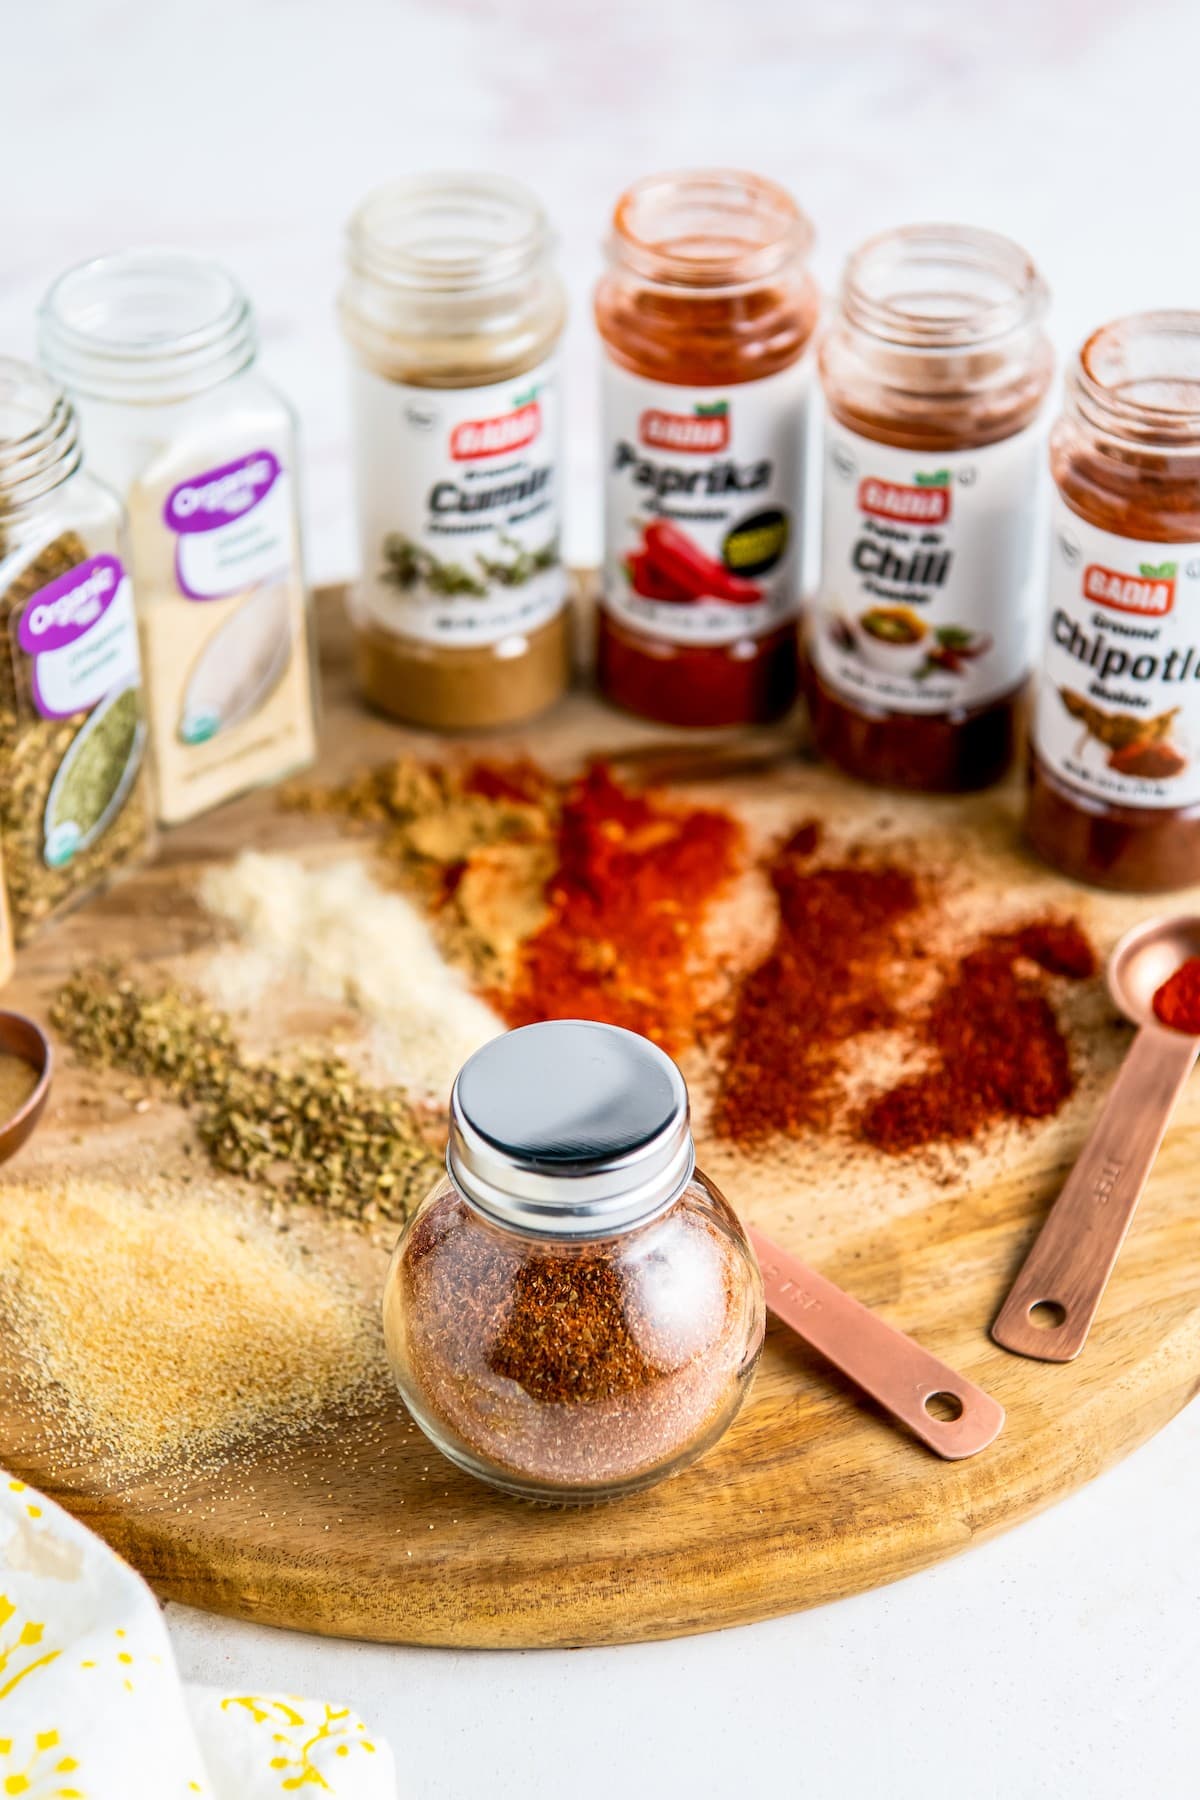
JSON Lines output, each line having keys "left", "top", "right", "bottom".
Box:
{"left": 18, "top": 553, "right": 142, "bottom": 720}
{"left": 133, "top": 440, "right": 316, "bottom": 825}
{"left": 164, "top": 449, "right": 293, "bottom": 600}
{"left": 348, "top": 358, "right": 566, "bottom": 647}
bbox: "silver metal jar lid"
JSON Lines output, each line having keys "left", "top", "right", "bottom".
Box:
{"left": 447, "top": 1020, "right": 695, "bottom": 1238}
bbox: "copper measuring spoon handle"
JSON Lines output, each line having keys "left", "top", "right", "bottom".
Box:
{"left": 992, "top": 1024, "right": 1199, "bottom": 1362}
{"left": 749, "top": 1227, "right": 1005, "bottom": 1460}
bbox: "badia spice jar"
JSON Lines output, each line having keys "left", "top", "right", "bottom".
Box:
{"left": 382, "top": 1020, "right": 764, "bottom": 1501}
{"left": 595, "top": 169, "right": 819, "bottom": 727}
{"left": 809, "top": 224, "right": 1053, "bottom": 790}
{"left": 39, "top": 252, "right": 318, "bottom": 828}
{"left": 1027, "top": 312, "right": 1200, "bottom": 891}
{"left": 340, "top": 175, "right": 570, "bottom": 731}
{"left": 0, "top": 359, "right": 153, "bottom": 942}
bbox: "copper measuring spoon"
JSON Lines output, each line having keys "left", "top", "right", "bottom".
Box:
{"left": 0, "top": 1011, "right": 52, "bottom": 1164}
{"left": 992, "top": 914, "right": 1200, "bottom": 1363}
{"left": 750, "top": 1227, "right": 1005, "bottom": 1459}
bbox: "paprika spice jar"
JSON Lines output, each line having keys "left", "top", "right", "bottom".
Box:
{"left": 382, "top": 1020, "right": 765, "bottom": 1501}
{"left": 595, "top": 170, "right": 818, "bottom": 727}
{"left": 1027, "top": 312, "right": 1200, "bottom": 890}
{"left": 809, "top": 224, "right": 1053, "bottom": 790}
{"left": 340, "top": 175, "right": 570, "bottom": 730}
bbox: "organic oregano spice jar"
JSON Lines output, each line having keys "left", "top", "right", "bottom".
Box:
{"left": 382, "top": 1020, "right": 765, "bottom": 1502}
{"left": 340, "top": 175, "right": 570, "bottom": 731}
{"left": 0, "top": 358, "right": 153, "bottom": 942}
{"left": 39, "top": 251, "right": 318, "bottom": 828}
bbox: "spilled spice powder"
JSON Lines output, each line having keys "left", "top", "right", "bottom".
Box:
{"left": 860, "top": 918, "right": 1096, "bottom": 1155}
{"left": 491, "top": 763, "right": 744, "bottom": 1053}
{"left": 712, "top": 822, "right": 922, "bottom": 1142}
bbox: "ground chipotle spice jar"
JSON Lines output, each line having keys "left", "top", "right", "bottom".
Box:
{"left": 340, "top": 175, "right": 570, "bottom": 731}
{"left": 809, "top": 224, "right": 1053, "bottom": 790}
{"left": 595, "top": 170, "right": 818, "bottom": 727}
{"left": 1027, "top": 312, "right": 1200, "bottom": 891}
{"left": 382, "top": 1020, "right": 765, "bottom": 1502}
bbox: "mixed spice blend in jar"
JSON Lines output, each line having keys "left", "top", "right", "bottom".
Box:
{"left": 39, "top": 252, "right": 317, "bottom": 827}
{"left": 809, "top": 225, "right": 1053, "bottom": 790}
{"left": 1027, "top": 312, "right": 1200, "bottom": 891}
{"left": 340, "top": 175, "right": 570, "bottom": 730}
{"left": 595, "top": 169, "right": 819, "bottom": 727}
{"left": 0, "top": 359, "right": 152, "bottom": 941}
{"left": 382, "top": 1020, "right": 764, "bottom": 1502}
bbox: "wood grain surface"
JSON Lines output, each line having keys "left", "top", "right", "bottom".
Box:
{"left": 1, "top": 591, "right": 1198, "bottom": 1649}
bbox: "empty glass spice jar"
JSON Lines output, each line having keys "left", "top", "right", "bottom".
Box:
{"left": 340, "top": 175, "right": 570, "bottom": 730}
{"left": 382, "top": 1020, "right": 765, "bottom": 1502}
{"left": 809, "top": 223, "right": 1053, "bottom": 791}
{"left": 39, "top": 251, "right": 318, "bottom": 827}
{"left": 0, "top": 358, "right": 153, "bottom": 941}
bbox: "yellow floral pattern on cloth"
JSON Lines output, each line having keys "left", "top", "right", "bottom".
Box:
{"left": 0, "top": 1474, "right": 395, "bottom": 1799}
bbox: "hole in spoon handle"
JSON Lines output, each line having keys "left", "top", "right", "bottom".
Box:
{"left": 749, "top": 1228, "right": 1005, "bottom": 1461}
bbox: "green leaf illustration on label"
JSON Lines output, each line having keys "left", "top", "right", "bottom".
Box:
{"left": 914, "top": 469, "right": 951, "bottom": 488}
{"left": 695, "top": 401, "right": 729, "bottom": 418}
{"left": 1138, "top": 561, "right": 1178, "bottom": 580}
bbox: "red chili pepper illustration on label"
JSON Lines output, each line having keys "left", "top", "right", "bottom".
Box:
{"left": 624, "top": 551, "right": 693, "bottom": 602}
{"left": 640, "top": 520, "right": 764, "bottom": 604}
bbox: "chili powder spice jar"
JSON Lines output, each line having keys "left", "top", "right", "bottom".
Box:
{"left": 809, "top": 224, "right": 1053, "bottom": 791}
{"left": 340, "top": 175, "right": 570, "bottom": 731}
{"left": 382, "top": 1020, "right": 765, "bottom": 1502}
{"left": 594, "top": 170, "right": 819, "bottom": 728}
{"left": 1027, "top": 312, "right": 1200, "bottom": 891}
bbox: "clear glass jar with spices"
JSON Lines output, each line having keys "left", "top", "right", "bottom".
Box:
{"left": 809, "top": 224, "right": 1053, "bottom": 791}
{"left": 39, "top": 252, "right": 318, "bottom": 828}
{"left": 340, "top": 175, "right": 570, "bottom": 731}
{"left": 0, "top": 359, "right": 153, "bottom": 942}
{"left": 382, "top": 1020, "right": 765, "bottom": 1502}
{"left": 595, "top": 169, "right": 819, "bottom": 727}
{"left": 1027, "top": 311, "right": 1200, "bottom": 890}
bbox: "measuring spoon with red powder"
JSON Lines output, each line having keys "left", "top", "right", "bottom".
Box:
{"left": 993, "top": 915, "right": 1200, "bottom": 1363}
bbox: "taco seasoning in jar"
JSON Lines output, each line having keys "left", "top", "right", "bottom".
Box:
{"left": 595, "top": 169, "right": 818, "bottom": 727}
{"left": 0, "top": 359, "right": 152, "bottom": 942}
{"left": 340, "top": 175, "right": 570, "bottom": 731}
{"left": 39, "top": 252, "right": 317, "bottom": 827}
{"left": 1027, "top": 313, "right": 1200, "bottom": 891}
{"left": 382, "top": 1020, "right": 764, "bottom": 1502}
{"left": 810, "top": 224, "right": 1053, "bottom": 790}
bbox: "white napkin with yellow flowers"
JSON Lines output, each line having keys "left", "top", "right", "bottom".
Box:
{"left": 0, "top": 1471, "right": 395, "bottom": 1797}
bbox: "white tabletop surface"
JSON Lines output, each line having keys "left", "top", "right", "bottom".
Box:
{"left": 7, "top": 2, "right": 1200, "bottom": 1793}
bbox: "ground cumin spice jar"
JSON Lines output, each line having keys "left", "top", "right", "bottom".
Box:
{"left": 595, "top": 169, "right": 818, "bottom": 727}
{"left": 0, "top": 359, "right": 152, "bottom": 941}
{"left": 809, "top": 224, "right": 1053, "bottom": 790}
{"left": 382, "top": 1020, "right": 764, "bottom": 1501}
{"left": 40, "top": 252, "right": 318, "bottom": 827}
{"left": 340, "top": 175, "right": 570, "bottom": 731}
{"left": 1027, "top": 312, "right": 1200, "bottom": 891}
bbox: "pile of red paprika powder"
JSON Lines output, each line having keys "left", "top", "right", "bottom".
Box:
{"left": 1153, "top": 957, "right": 1200, "bottom": 1035}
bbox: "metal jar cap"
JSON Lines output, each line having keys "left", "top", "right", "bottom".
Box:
{"left": 447, "top": 1020, "right": 695, "bottom": 1238}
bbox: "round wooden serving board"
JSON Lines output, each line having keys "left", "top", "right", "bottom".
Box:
{"left": 1, "top": 591, "right": 1198, "bottom": 1649}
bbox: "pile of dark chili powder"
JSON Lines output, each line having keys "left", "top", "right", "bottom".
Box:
{"left": 712, "top": 823, "right": 1096, "bottom": 1154}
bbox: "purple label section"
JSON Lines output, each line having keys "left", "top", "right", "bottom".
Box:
{"left": 18, "top": 554, "right": 124, "bottom": 653}
{"left": 164, "top": 449, "right": 281, "bottom": 534}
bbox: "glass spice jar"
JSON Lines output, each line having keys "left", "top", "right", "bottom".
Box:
{"left": 594, "top": 169, "right": 819, "bottom": 727}
{"left": 339, "top": 174, "right": 570, "bottom": 731}
{"left": 382, "top": 1020, "right": 765, "bottom": 1502}
{"left": 0, "top": 358, "right": 153, "bottom": 942}
{"left": 809, "top": 224, "right": 1053, "bottom": 790}
{"left": 39, "top": 251, "right": 318, "bottom": 828}
{"left": 1027, "top": 312, "right": 1200, "bottom": 891}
